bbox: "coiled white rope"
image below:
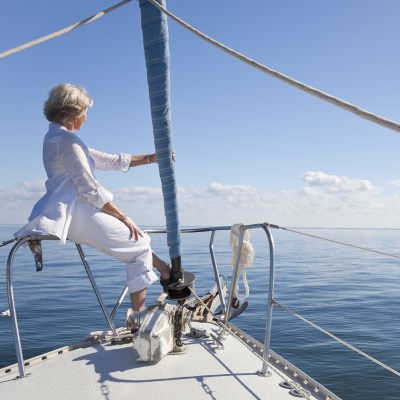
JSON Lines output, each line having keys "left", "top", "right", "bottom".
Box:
{"left": 230, "top": 223, "right": 254, "bottom": 301}
{"left": 147, "top": 0, "right": 400, "bottom": 134}
{"left": 0, "top": 309, "right": 11, "bottom": 318}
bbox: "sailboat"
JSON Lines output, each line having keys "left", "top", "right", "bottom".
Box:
{"left": 1, "top": 1, "right": 399, "bottom": 399}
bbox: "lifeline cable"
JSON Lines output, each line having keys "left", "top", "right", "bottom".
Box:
{"left": 274, "top": 299, "right": 400, "bottom": 378}
{"left": 269, "top": 223, "right": 400, "bottom": 261}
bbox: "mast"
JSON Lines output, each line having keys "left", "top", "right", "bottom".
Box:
{"left": 139, "top": 0, "right": 194, "bottom": 299}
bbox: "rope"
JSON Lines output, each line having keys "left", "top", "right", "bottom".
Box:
{"left": 268, "top": 223, "right": 400, "bottom": 261}
{"left": 188, "top": 286, "right": 218, "bottom": 319}
{"left": 0, "top": 0, "right": 133, "bottom": 59}
{"left": 2, "top": 0, "right": 399, "bottom": 133}
{"left": 274, "top": 300, "right": 400, "bottom": 378}
{"left": 147, "top": 0, "right": 400, "bottom": 134}
{"left": 230, "top": 224, "right": 254, "bottom": 301}
{"left": 0, "top": 238, "right": 16, "bottom": 248}
{"left": 0, "top": 309, "right": 11, "bottom": 318}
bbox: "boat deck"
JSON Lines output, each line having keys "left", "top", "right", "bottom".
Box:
{"left": 0, "top": 322, "right": 332, "bottom": 400}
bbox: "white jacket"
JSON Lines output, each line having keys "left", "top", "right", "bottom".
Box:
{"left": 14, "top": 123, "right": 130, "bottom": 243}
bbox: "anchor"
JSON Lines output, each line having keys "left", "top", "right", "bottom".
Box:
{"left": 162, "top": 256, "right": 195, "bottom": 353}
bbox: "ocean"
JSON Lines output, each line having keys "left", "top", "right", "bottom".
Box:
{"left": 0, "top": 224, "right": 399, "bottom": 399}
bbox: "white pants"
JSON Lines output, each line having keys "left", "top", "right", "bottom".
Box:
{"left": 67, "top": 199, "right": 158, "bottom": 293}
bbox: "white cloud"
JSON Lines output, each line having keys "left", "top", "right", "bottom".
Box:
{"left": 3, "top": 172, "right": 400, "bottom": 228}
{"left": 113, "top": 186, "right": 162, "bottom": 202}
{"left": 389, "top": 180, "right": 400, "bottom": 187}
{"left": 302, "top": 171, "right": 375, "bottom": 192}
{"left": 0, "top": 182, "right": 45, "bottom": 227}
{"left": 0, "top": 180, "right": 45, "bottom": 200}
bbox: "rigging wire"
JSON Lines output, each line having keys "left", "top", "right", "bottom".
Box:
{"left": 0, "top": 0, "right": 133, "bottom": 59}
{"left": 2, "top": 0, "right": 400, "bottom": 133}
{"left": 146, "top": 0, "right": 400, "bottom": 134}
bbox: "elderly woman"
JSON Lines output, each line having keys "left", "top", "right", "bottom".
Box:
{"left": 15, "top": 83, "right": 171, "bottom": 331}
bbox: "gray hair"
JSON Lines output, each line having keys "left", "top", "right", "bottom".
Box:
{"left": 43, "top": 83, "right": 93, "bottom": 124}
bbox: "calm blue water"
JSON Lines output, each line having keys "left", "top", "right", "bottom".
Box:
{"left": 1, "top": 224, "right": 399, "bottom": 399}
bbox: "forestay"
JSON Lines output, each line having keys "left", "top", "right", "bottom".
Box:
{"left": 139, "top": 0, "right": 182, "bottom": 272}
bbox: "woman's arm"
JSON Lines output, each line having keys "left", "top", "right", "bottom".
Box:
{"left": 60, "top": 139, "right": 142, "bottom": 240}
{"left": 60, "top": 140, "right": 113, "bottom": 208}
{"left": 129, "top": 153, "right": 156, "bottom": 167}
{"left": 89, "top": 149, "right": 155, "bottom": 169}
{"left": 89, "top": 148, "right": 130, "bottom": 171}
{"left": 89, "top": 149, "right": 175, "bottom": 169}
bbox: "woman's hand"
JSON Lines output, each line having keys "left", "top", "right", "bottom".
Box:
{"left": 149, "top": 153, "right": 157, "bottom": 164}
{"left": 122, "top": 216, "right": 143, "bottom": 240}
{"left": 101, "top": 202, "right": 142, "bottom": 239}
{"left": 130, "top": 151, "right": 176, "bottom": 167}
{"left": 148, "top": 151, "right": 175, "bottom": 164}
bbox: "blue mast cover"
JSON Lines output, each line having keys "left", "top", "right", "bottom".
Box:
{"left": 139, "top": 0, "right": 181, "bottom": 261}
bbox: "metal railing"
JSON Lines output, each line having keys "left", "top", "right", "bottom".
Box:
{"left": 4, "top": 223, "right": 276, "bottom": 379}
{"left": 147, "top": 223, "right": 276, "bottom": 375}
{"left": 5, "top": 222, "right": 398, "bottom": 400}
{"left": 6, "top": 235, "right": 127, "bottom": 378}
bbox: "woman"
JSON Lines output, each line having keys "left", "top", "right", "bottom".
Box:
{"left": 15, "top": 83, "right": 171, "bottom": 331}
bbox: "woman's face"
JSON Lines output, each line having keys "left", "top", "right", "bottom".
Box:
{"left": 74, "top": 110, "right": 88, "bottom": 131}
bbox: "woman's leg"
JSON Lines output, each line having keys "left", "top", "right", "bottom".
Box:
{"left": 68, "top": 200, "right": 159, "bottom": 311}
{"left": 130, "top": 288, "right": 147, "bottom": 311}
{"left": 127, "top": 289, "right": 146, "bottom": 333}
{"left": 152, "top": 253, "right": 171, "bottom": 280}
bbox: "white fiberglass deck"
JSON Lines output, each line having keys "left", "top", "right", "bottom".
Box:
{"left": 0, "top": 322, "right": 333, "bottom": 400}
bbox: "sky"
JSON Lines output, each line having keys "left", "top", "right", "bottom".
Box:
{"left": 2, "top": 0, "right": 400, "bottom": 229}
